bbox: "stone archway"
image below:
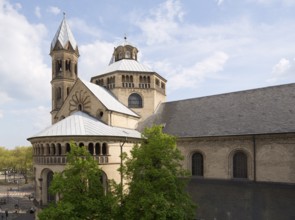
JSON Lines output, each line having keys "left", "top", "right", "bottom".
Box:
{"left": 40, "top": 168, "right": 55, "bottom": 205}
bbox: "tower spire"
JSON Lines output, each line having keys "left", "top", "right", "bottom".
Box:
{"left": 50, "top": 14, "right": 78, "bottom": 54}
{"left": 50, "top": 15, "right": 79, "bottom": 124}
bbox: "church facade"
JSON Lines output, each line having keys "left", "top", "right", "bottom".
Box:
{"left": 28, "top": 17, "right": 295, "bottom": 219}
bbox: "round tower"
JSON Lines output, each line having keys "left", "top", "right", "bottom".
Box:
{"left": 50, "top": 15, "right": 79, "bottom": 124}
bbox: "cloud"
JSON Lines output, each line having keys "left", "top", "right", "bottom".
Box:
{"left": 68, "top": 18, "right": 102, "bottom": 38}
{"left": 149, "top": 51, "right": 228, "bottom": 92}
{"left": 47, "top": 6, "right": 61, "bottom": 15}
{"left": 0, "top": 110, "right": 3, "bottom": 119}
{"left": 216, "top": 0, "right": 224, "bottom": 6}
{"left": 0, "top": 0, "right": 51, "bottom": 101}
{"left": 248, "top": 0, "right": 295, "bottom": 6}
{"left": 0, "top": 91, "right": 13, "bottom": 105}
{"left": 267, "top": 58, "right": 292, "bottom": 83}
{"left": 11, "top": 105, "right": 51, "bottom": 131}
{"left": 35, "top": 6, "right": 41, "bottom": 18}
{"left": 134, "top": 0, "right": 185, "bottom": 45}
{"left": 79, "top": 40, "right": 114, "bottom": 80}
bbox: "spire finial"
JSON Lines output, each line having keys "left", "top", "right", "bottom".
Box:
{"left": 124, "top": 34, "right": 127, "bottom": 42}
{"left": 63, "top": 12, "right": 66, "bottom": 19}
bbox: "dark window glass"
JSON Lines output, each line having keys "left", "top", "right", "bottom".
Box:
{"left": 128, "top": 93, "right": 143, "bottom": 108}
{"left": 233, "top": 152, "right": 248, "bottom": 178}
{"left": 192, "top": 153, "right": 203, "bottom": 176}
{"left": 47, "top": 171, "right": 55, "bottom": 202}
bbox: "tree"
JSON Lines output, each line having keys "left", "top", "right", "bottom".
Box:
{"left": 0, "top": 146, "right": 33, "bottom": 183}
{"left": 38, "top": 143, "right": 116, "bottom": 220}
{"left": 121, "top": 125, "right": 196, "bottom": 220}
{"left": 13, "top": 146, "right": 33, "bottom": 183}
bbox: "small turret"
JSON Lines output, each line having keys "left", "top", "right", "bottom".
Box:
{"left": 109, "top": 36, "right": 139, "bottom": 64}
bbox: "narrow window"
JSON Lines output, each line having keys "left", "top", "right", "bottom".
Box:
{"left": 56, "top": 87, "right": 62, "bottom": 100}
{"left": 102, "top": 143, "right": 108, "bottom": 155}
{"left": 125, "top": 51, "right": 131, "bottom": 58}
{"left": 233, "top": 151, "right": 248, "bottom": 178}
{"left": 47, "top": 171, "right": 55, "bottom": 202}
{"left": 66, "top": 143, "right": 71, "bottom": 153}
{"left": 192, "top": 152, "right": 204, "bottom": 176}
{"left": 88, "top": 143, "right": 94, "bottom": 155}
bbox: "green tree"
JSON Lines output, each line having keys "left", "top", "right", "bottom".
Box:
{"left": 13, "top": 146, "right": 33, "bottom": 183}
{"left": 0, "top": 146, "right": 33, "bottom": 183}
{"left": 38, "top": 143, "right": 116, "bottom": 220}
{"left": 121, "top": 125, "right": 196, "bottom": 220}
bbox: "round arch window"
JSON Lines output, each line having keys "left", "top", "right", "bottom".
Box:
{"left": 128, "top": 93, "right": 143, "bottom": 108}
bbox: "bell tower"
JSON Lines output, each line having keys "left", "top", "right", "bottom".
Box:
{"left": 50, "top": 14, "right": 79, "bottom": 124}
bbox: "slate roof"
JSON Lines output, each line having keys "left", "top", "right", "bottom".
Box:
{"left": 51, "top": 16, "right": 77, "bottom": 51}
{"left": 81, "top": 79, "right": 139, "bottom": 118}
{"left": 28, "top": 111, "right": 141, "bottom": 140}
{"left": 138, "top": 83, "right": 295, "bottom": 137}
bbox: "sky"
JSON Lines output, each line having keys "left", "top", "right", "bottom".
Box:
{"left": 1, "top": 0, "right": 295, "bottom": 148}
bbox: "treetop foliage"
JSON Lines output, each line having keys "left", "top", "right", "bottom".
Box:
{"left": 39, "top": 126, "right": 196, "bottom": 220}
{"left": 122, "top": 125, "right": 196, "bottom": 220}
{"left": 38, "top": 143, "right": 116, "bottom": 220}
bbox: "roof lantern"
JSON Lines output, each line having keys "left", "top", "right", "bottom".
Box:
{"left": 109, "top": 35, "right": 139, "bottom": 65}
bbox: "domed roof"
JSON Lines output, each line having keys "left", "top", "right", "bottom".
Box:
{"left": 28, "top": 111, "right": 141, "bottom": 139}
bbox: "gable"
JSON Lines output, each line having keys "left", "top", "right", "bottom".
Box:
{"left": 55, "top": 79, "right": 139, "bottom": 126}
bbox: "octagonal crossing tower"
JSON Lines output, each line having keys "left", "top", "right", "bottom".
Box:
{"left": 91, "top": 39, "right": 167, "bottom": 121}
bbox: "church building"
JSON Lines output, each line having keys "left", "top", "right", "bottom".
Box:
{"left": 28, "top": 17, "right": 295, "bottom": 220}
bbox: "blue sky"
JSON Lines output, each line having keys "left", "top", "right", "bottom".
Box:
{"left": 1, "top": 0, "right": 295, "bottom": 148}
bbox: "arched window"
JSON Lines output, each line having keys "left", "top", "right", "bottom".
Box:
{"left": 95, "top": 143, "right": 100, "bottom": 155}
{"left": 66, "top": 143, "right": 71, "bottom": 153}
{"left": 47, "top": 171, "right": 55, "bottom": 202}
{"left": 128, "top": 93, "right": 143, "bottom": 108}
{"left": 125, "top": 51, "right": 131, "bottom": 58}
{"left": 102, "top": 143, "right": 108, "bottom": 155}
{"left": 192, "top": 152, "right": 204, "bottom": 176}
{"left": 88, "top": 143, "right": 94, "bottom": 155}
{"left": 57, "top": 144, "right": 62, "bottom": 156}
{"left": 233, "top": 151, "right": 248, "bottom": 179}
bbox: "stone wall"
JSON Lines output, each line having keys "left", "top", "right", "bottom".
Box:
{"left": 178, "top": 133, "right": 295, "bottom": 184}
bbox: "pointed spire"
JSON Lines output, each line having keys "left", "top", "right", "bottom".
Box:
{"left": 51, "top": 14, "right": 77, "bottom": 52}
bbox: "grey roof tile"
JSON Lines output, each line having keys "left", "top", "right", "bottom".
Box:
{"left": 138, "top": 83, "right": 295, "bottom": 137}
